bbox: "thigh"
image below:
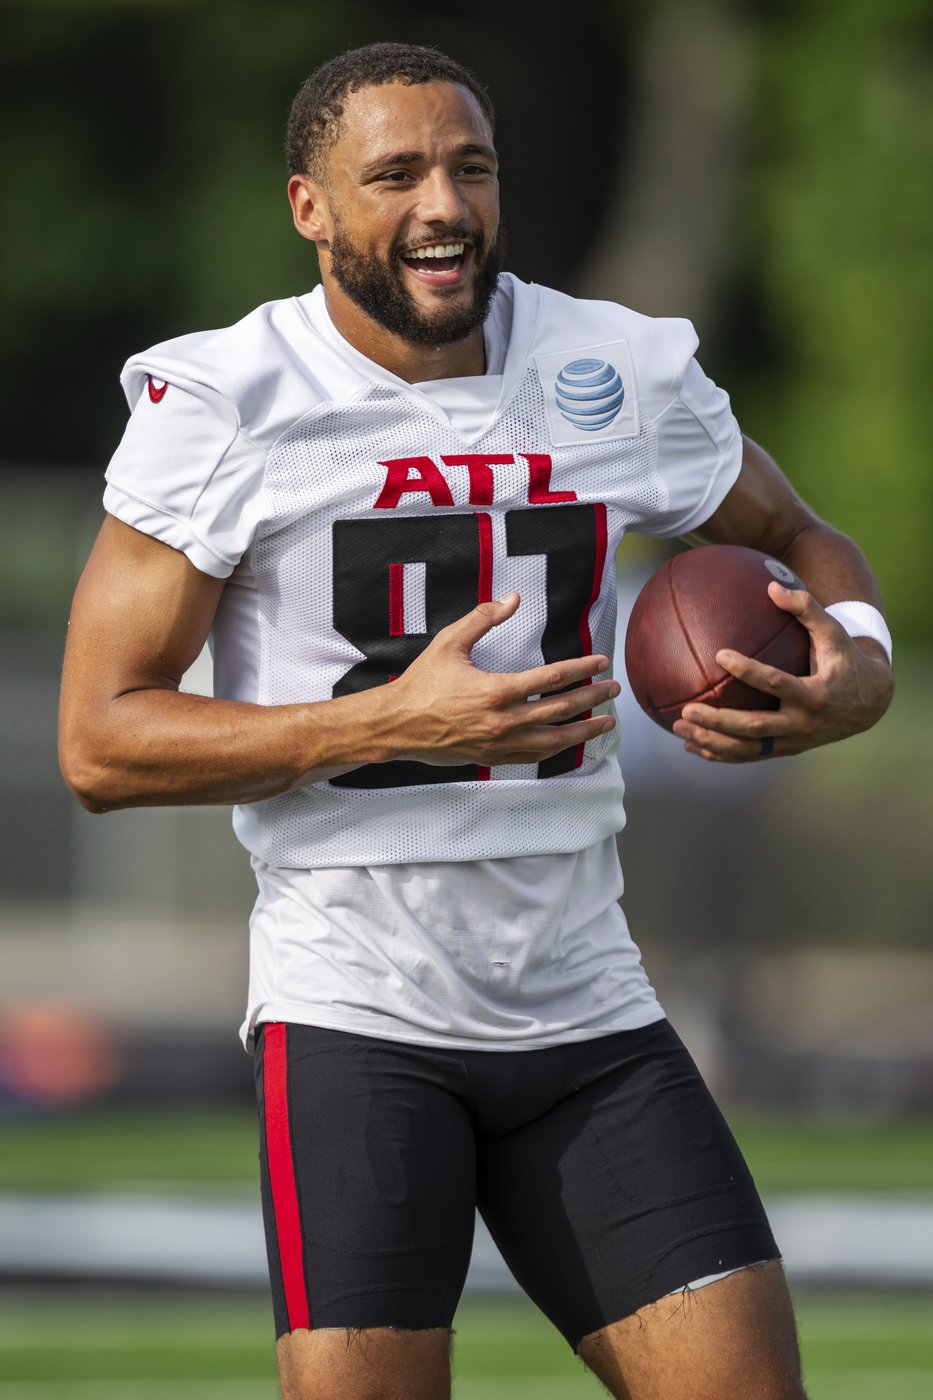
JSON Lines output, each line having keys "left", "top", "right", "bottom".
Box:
{"left": 579, "top": 1259, "right": 805, "bottom": 1400}
{"left": 476, "top": 1020, "right": 779, "bottom": 1351}
{"left": 277, "top": 1326, "right": 453, "bottom": 1400}
{"left": 255, "top": 1022, "right": 476, "bottom": 1340}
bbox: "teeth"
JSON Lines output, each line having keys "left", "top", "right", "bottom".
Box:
{"left": 407, "top": 242, "right": 465, "bottom": 260}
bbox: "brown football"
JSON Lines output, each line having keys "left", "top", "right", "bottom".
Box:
{"left": 623, "top": 544, "right": 811, "bottom": 733}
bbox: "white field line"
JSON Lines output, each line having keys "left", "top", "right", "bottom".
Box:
{"left": 3, "top": 1194, "right": 933, "bottom": 1288}
{"left": 0, "top": 1331, "right": 267, "bottom": 1350}
{"left": 1, "top": 1371, "right": 931, "bottom": 1400}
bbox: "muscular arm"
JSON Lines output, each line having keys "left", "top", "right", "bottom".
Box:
{"left": 59, "top": 516, "right": 619, "bottom": 812}
{"left": 673, "top": 435, "right": 894, "bottom": 762}
{"left": 688, "top": 436, "right": 885, "bottom": 615}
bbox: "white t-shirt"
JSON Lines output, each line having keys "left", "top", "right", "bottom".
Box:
{"left": 246, "top": 839, "right": 660, "bottom": 1050}
{"left": 104, "top": 274, "right": 743, "bottom": 1050}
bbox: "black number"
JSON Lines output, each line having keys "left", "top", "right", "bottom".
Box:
{"left": 505, "top": 505, "right": 601, "bottom": 778}
{"left": 330, "top": 505, "right": 604, "bottom": 788}
{"left": 331, "top": 514, "right": 488, "bottom": 787}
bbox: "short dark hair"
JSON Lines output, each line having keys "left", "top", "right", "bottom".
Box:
{"left": 286, "top": 41, "right": 496, "bottom": 181}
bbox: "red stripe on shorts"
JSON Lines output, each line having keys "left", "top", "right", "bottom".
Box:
{"left": 262, "top": 1023, "right": 310, "bottom": 1331}
{"left": 573, "top": 502, "right": 609, "bottom": 770}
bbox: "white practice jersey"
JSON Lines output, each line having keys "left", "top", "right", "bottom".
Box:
{"left": 104, "top": 273, "right": 743, "bottom": 1050}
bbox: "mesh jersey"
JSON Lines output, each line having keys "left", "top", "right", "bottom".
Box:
{"left": 105, "top": 274, "right": 742, "bottom": 872}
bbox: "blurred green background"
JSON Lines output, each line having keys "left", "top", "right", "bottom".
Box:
{"left": 1, "top": 0, "right": 931, "bottom": 1395}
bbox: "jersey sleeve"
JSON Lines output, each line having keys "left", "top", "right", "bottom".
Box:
{"left": 103, "top": 371, "right": 265, "bottom": 578}
{"left": 635, "top": 357, "right": 743, "bottom": 539}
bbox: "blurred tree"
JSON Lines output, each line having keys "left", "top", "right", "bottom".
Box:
{"left": 573, "top": 0, "right": 932, "bottom": 644}
{"left": 729, "top": 0, "right": 933, "bottom": 644}
{"left": 0, "top": 0, "right": 350, "bottom": 464}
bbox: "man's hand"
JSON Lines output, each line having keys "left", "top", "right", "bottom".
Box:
{"left": 378, "top": 591, "right": 620, "bottom": 767}
{"left": 672, "top": 582, "right": 894, "bottom": 763}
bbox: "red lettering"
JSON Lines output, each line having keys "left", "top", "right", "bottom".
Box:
{"left": 374, "top": 453, "right": 577, "bottom": 509}
{"left": 440, "top": 454, "right": 515, "bottom": 506}
{"left": 523, "top": 453, "right": 577, "bottom": 504}
{"left": 375, "top": 457, "right": 455, "bottom": 509}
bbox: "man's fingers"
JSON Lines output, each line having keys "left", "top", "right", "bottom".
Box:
{"left": 680, "top": 735, "right": 774, "bottom": 764}
{"left": 426, "top": 595, "right": 613, "bottom": 700}
{"left": 438, "top": 592, "right": 522, "bottom": 652}
{"left": 669, "top": 587, "right": 894, "bottom": 765}
{"left": 710, "top": 650, "right": 811, "bottom": 702}
{"left": 767, "top": 581, "right": 842, "bottom": 644}
{"left": 512, "top": 654, "right": 613, "bottom": 699}
{"left": 678, "top": 700, "right": 794, "bottom": 738}
{"left": 401, "top": 594, "right": 618, "bottom": 763}
{"left": 524, "top": 677, "right": 621, "bottom": 723}
{"left": 674, "top": 710, "right": 788, "bottom": 763}
{"left": 517, "top": 712, "right": 617, "bottom": 758}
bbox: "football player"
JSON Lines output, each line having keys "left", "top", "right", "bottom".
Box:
{"left": 60, "top": 42, "right": 892, "bottom": 1400}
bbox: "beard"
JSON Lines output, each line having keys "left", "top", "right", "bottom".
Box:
{"left": 327, "top": 217, "right": 507, "bottom": 347}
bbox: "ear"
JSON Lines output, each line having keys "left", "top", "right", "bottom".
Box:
{"left": 287, "top": 174, "right": 331, "bottom": 246}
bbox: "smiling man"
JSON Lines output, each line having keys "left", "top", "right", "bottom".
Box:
{"left": 288, "top": 66, "right": 506, "bottom": 374}
{"left": 60, "top": 41, "right": 892, "bottom": 1400}
{"left": 306, "top": 84, "right": 505, "bottom": 355}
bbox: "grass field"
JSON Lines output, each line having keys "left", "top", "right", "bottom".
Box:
{"left": 0, "top": 1288, "right": 931, "bottom": 1399}
{"left": 1, "top": 1105, "right": 931, "bottom": 1395}
{"left": 2, "top": 1104, "right": 932, "bottom": 1195}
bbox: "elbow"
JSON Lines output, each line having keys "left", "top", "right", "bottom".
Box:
{"left": 58, "top": 736, "right": 127, "bottom": 814}
{"left": 60, "top": 756, "right": 115, "bottom": 814}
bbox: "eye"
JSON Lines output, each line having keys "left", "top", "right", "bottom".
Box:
{"left": 379, "top": 170, "right": 414, "bottom": 183}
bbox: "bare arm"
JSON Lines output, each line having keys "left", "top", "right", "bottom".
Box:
{"left": 59, "top": 516, "right": 620, "bottom": 812}
{"left": 673, "top": 435, "right": 894, "bottom": 762}
{"left": 687, "top": 436, "right": 886, "bottom": 612}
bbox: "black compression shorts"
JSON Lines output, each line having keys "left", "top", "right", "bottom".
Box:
{"left": 255, "top": 1018, "right": 778, "bottom": 1349}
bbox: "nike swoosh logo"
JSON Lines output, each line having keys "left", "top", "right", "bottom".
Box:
{"left": 148, "top": 376, "right": 168, "bottom": 404}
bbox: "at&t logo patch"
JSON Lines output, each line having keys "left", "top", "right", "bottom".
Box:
{"left": 535, "top": 341, "right": 639, "bottom": 445}
{"left": 556, "top": 359, "right": 625, "bottom": 430}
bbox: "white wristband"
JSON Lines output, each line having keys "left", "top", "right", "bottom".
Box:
{"left": 825, "top": 601, "right": 893, "bottom": 665}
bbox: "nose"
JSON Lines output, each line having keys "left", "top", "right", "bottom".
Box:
{"left": 415, "top": 168, "right": 468, "bottom": 227}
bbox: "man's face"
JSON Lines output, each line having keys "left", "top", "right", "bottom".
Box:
{"left": 315, "top": 81, "right": 503, "bottom": 347}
